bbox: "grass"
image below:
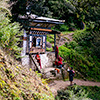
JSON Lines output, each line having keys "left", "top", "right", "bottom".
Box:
{"left": 46, "top": 47, "right": 53, "bottom": 52}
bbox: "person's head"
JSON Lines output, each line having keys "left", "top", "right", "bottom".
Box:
{"left": 55, "top": 45, "right": 57, "bottom": 47}
{"left": 58, "top": 55, "right": 60, "bottom": 58}
{"left": 71, "top": 67, "right": 73, "bottom": 70}
{"left": 37, "top": 52, "right": 39, "bottom": 55}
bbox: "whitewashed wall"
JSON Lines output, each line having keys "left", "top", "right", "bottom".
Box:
{"left": 21, "top": 30, "right": 30, "bottom": 67}
{"left": 40, "top": 53, "right": 55, "bottom": 68}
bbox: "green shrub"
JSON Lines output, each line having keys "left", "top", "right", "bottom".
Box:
{"left": 67, "top": 41, "right": 78, "bottom": 49}
{"left": 59, "top": 43, "right": 100, "bottom": 81}
{"left": 55, "top": 85, "right": 91, "bottom": 100}
{"left": 0, "top": 14, "right": 22, "bottom": 58}
{"left": 53, "top": 24, "right": 68, "bottom": 32}
{"left": 81, "top": 86, "right": 100, "bottom": 100}
{"left": 47, "top": 35, "right": 54, "bottom": 43}
{"left": 46, "top": 47, "right": 53, "bottom": 52}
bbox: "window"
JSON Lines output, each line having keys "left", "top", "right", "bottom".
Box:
{"left": 36, "top": 37, "right": 41, "bottom": 48}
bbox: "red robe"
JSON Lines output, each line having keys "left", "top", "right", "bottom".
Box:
{"left": 55, "top": 46, "right": 59, "bottom": 59}
{"left": 35, "top": 54, "right": 42, "bottom": 69}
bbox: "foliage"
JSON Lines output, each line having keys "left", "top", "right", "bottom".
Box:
{"left": 0, "top": 14, "right": 22, "bottom": 58}
{"left": 10, "top": 0, "right": 100, "bottom": 24}
{"left": 56, "top": 85, "right": 100, "bottom": 100}
{"left": 81, "top": 86, "right": 100, "bottom": 100}
{"left": 59, "top": 41, "right": 100, "bottom": 81}
{"left": 0, "top": 0, "right": 22, "bottom": 59}
{"left": 45, "top": 0, "right": 70, "bottom": 19}
{"left": 55, "top": 85, "right": 91, "bottom": 100}
{"left": 46, "top": 47, "right": 53, "bottom": 52}
{"left": 47, "top": 34, "right": 54, "bottom": 43}
{"left": 54, "top": 24, "right": 68, "bottom": 32}
{"left": 73, "top": 30, "right": 100, "bottom": 58}
{"left": 0, "top": 0, "right": 11, "bottom": 16}
{"left": 10, "top": 0, "right": 52, "bottom": 19}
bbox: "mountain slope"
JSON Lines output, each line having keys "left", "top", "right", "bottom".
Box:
{"left": 0, "top": 49, "right": 54, "bottom": 100}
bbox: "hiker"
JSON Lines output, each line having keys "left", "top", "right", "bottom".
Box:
{"left": 54, "top": 58, "right": 63, "bottom": 69}
{"left": 58, "top": 55, "right": 62, "bottom": 62}
{"left": 54, "top": 59, "right": 62, "bottom": 75}
{"left": 57, "top": 58, "right": 63, "bottom": 69}
{"left": 55, "top": 45, "right": 59, "bottom": 59}
{"left": 54, "top": 59, "right": 58, "bottom": 68}
{"left": 35, "top": 52, "right": 42, "bottom": 69}
{"left": 67, "top": 67, "right": 75, "bottom": 86}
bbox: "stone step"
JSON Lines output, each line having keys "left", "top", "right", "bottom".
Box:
{"left": 42, "top": 67, "right": 65, "bottom": 80}
{"left": 42, "top": 67, "right": 55, "bottom": 73}
{"left": 32, "top": 56, "right": 43, "bottom": 72}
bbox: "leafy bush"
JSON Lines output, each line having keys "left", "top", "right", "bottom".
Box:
{"left": 59, "top": 43, "right": 100, "bottom": 81}
{"left": 0, "top": 14, "right": 22, "bottom": 58}
{"left": 54, "top": 24, "right": 68, "bottom": 32}
{"left": 67, "top": 41, "right": 78, "bottom": 49}
{"left": 80, "top": 86, "right": 100, "bottom": 100}
{"left": 56, "top": 85, "right": 100, "bottom": 100}
{"left": 55, "top": 85, "right": 91, "bottom": 100}
{"left": 47, "top": 35, "right": 54, "bottom": 43}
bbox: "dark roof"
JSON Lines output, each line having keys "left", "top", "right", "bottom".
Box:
{"left": 18, "top": 14, "right": 65, "bottom": 24}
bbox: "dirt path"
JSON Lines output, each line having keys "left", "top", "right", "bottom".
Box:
{"left": 48, "top": 32, "right": 100, "bottom": 95}
{"left": 48, "top": 79, "right": 100, "bottom": 95}
{"left": 57, "top": 33, "right": 74, "bottom": 47}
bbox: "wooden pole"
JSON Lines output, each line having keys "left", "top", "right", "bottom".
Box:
{"left": 29, "top": 54, "right": 41, "bottom": 73}
{"left": 54, "top": 34, "right": 56, "bottom": 56}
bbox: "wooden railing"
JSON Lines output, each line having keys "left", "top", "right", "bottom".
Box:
{"left": 29, "top": 54, "right": 41, "bottom": 73}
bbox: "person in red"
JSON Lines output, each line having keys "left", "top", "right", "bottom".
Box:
{"left": 35, "top": 52, "right": 42, "bottom": 69}
{"left": 54, "top": 58, "right": 62, "bottom": 69}
{"left": 55, "top": 45, "right": 59, "bottom": 59}
{"left": 55, "top": 59, "right": 58, "bottom": 67}
{"left": 58, "top": 55, "right": 62, "bottom": 62}
{"left": 57, "top": 59, "right": 63, "bottom": 69}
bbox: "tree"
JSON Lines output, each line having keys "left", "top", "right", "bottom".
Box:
{"left": 10, "top": 0, "right": 51, "bottom": 20}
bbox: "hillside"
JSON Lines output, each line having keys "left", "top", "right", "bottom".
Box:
{"left": 0, "top": 0, "right": 100, "bottom": 99}
{"left": 0, "top": 48, "right": 54, "bottom": 100}
{"left": 58, "top": 30, "right": 100, "bottom": 82}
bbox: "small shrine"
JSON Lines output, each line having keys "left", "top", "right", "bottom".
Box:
{"left": 18, "top": 14, "right": 65, "bottom": 54}
{"left": 18, "top": 14, "right": 65, "bottom": 70}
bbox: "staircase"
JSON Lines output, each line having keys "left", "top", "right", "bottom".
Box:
{"left": 29, "top": 53, "right": 67, "bottom": 80}
{"left": 29, "top": 54, "right": 42, "bottom": 73}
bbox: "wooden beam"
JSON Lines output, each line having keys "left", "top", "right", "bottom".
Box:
{"left": 31, "top": 28, "right": 52, "bottom": 32}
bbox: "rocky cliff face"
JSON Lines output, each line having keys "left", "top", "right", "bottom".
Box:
{"left": 0, "top": 49, "right": 54, "bottom": 100}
